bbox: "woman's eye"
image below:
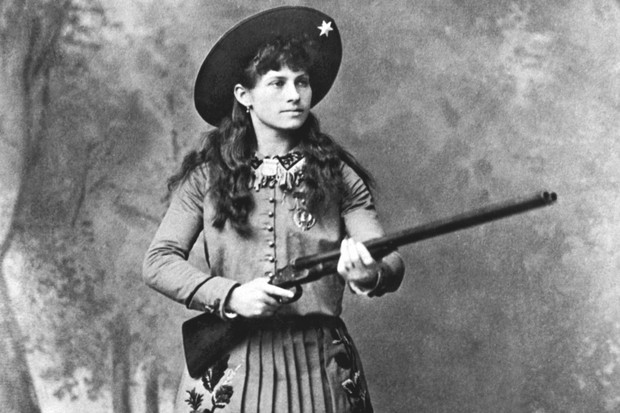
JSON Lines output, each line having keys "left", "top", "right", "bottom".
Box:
{"left": 271, "top": 80, "right": 285, "bottom": 87}
{"left": 297, "top": 79, "right": 310, "bottom": 87}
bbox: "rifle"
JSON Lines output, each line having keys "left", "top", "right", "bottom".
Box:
{"left": 182, "top": 190, "right": 557, "bottom": 378}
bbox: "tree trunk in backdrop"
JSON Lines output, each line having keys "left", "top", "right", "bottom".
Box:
{"left": 145, "top": 359, "right": 160, "bottom": 413}
{"left": 111, "top": 315, "right": 132, "bottom": 413}
{"left": 0, "top": 263, "right": 41, "bottom": 413}
{"left": 0, "top": 3, "right": 40, "bottom": 412}
{"left": 0, "top": 1, "right": 70, "bottom": 411}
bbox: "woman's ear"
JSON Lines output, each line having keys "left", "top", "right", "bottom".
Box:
{"left": 234, "top": 84, "right": 251, "bottom": 108}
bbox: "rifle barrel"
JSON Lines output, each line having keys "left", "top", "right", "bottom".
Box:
{"left": 292, "top": 191, "right": 557, "bottom": 270}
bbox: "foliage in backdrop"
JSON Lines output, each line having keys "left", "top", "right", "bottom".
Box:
{"left": 1, "top": 1, "right": 619, "bottom": 412}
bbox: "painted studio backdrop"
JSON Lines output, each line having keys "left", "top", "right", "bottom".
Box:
{"left": 1, "top": 1, "right": 619, "bottom": 412}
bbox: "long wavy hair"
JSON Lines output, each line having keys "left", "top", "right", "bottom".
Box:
{"left": 169, "top": 36, "right": 373, "bottom": 235}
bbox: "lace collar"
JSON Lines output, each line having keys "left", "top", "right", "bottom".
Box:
{"left": 249, "top": 151, "right": 305, "bottom": 191}
{"left": 250, "top": 151, "right": 303, "bottom": 170}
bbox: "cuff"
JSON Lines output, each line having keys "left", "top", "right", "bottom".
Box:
{"left": 186, "top": 276, "right": 240, "bottom": 319}
{"left": 222, "top": 284, "right": 240, "bottom": 319}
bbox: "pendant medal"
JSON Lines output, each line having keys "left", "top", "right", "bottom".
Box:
{"left": 293, "top": 207, "right": 316, "bottom": 231}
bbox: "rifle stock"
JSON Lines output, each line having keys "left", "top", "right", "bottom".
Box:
{"left": 182, "top": 190, "right": 557, "bottom": 378}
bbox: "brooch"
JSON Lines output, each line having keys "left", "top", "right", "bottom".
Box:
{"left": 289, "top": 192, "right": 316, "bottom": 231}
{"left": 293, "top": 208, "right": 316, "bottom": 231}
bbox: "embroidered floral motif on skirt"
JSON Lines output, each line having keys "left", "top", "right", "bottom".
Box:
{"left": 175, "top": 316, "right": 373, "bottom": 413}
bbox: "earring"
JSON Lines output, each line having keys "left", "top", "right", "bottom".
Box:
{"left": 246, "top": 105, "right": 252, "bottom": 114}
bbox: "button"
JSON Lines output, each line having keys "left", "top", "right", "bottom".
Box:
{"left": 268, "top": 241, "right": 275, "bottom": 248}
{"left": 266, "top": 225, "right": 274, "bottom": 232}
{"left": 268, "top": 197, "right": 275, "bottom": 203}
{"left": 205, "top": 298, "right": 221, "bottom": 313}
{"left": 268, "top": 211, "right": 274, "bottom": 217}
{"left": 266, "top": 255, "right": 275, "bottom": 263}
{"left": 265, "top": 271, "right": 274, "bottom": 278}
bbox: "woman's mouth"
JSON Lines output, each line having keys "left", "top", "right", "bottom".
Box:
{"left": 281, "top": 108, "right": 305, "bottom": 114}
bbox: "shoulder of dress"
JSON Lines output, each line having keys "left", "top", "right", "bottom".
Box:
{"left": 338, "top": 159, "right": 363, "bottom": 184}
{"left": 184, "top": 162, "right": 209, "bottom": 182}
{"left": 179, "top": 162, "right": 211, "bottom": 198}
{"left": 195, "top": 162, "right": 210, "bottom": 178}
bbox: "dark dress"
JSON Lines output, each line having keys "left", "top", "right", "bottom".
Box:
{"left": 143, "top": 152, "right": 404, "bottom": 412}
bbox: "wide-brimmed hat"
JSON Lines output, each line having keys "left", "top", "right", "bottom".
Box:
{"left": 194, "top": 6, "right": 342, "bottom": 126}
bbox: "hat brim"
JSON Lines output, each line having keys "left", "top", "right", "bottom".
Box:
{"left": 194, "top": 6, "right": 342, "bottom": 126}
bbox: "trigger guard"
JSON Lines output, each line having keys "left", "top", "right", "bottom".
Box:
{"left": 280, "top": 285, "right": 303, "bottom": 304}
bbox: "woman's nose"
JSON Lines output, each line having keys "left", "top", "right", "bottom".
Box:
{"left": 285, "top": 82, "right": 300, "bottom": 101}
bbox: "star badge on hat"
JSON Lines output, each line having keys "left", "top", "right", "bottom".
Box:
{"left": 317, "top": 20, "right": 333, "bottom": 37}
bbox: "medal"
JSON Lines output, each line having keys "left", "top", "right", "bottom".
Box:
{"left": 291, "top": 194, "right": 316, "bottom": 231}
{"left": 293, "top": 207, "right": 316, "bottom": 231}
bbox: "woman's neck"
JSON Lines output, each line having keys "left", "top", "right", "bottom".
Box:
{"left": 255, "top": 129, "right": 299, "bottom": 157}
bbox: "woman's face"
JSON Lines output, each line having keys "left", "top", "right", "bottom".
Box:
{"left": 240, "top": 66, "right": 312, "bottom": 134}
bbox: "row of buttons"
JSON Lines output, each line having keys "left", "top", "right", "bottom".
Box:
{"left": 265, "top": 191, "right": 277, "bottom": 273}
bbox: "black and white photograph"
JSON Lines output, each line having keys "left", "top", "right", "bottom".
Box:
{"left": 1, "top": 1, "right": 618, "bottom": 412}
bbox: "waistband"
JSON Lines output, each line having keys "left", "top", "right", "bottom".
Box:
{"left": 243, "top": 314, "right": 345, "bottom": 332}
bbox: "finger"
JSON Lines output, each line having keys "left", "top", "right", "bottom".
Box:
{"left": 260, "top": 294, "right": 280, "bottom": 307}
{"left": 338, "top": 239, "right": 351, "bottom": 273}
{"left": 263, "top": 283, "right": 295, "bottom": 299}
{"left": 249, "top": 301, "right": 276, "bottom": 318}
{"left": 346, "top": 238, "right": 361, "bottom": 267}
{"left": 356, "top": 241, "right": 376, "bottom": 266}
{"left": 337, "top": 255, "right": 347, "bottom": 276}
{"left": 261, "top": 307, "right": 276, "bottom": 317}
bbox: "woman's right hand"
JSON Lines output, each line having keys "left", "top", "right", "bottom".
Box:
{"left": 225, "top": 277, "right": 295, "bottom": 318}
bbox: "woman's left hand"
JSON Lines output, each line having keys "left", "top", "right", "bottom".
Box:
{"left": 337, "top": 238, "right": 380, "bottom": 289}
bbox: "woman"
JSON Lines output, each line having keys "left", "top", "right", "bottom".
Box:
{"left": 143, "top": 6, "right": 404, "bottom": 413}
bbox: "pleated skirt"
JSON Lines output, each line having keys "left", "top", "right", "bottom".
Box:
{"left": 175, "top": 315, "right": 373, "bottom": 413}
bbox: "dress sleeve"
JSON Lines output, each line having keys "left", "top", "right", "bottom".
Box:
{"left": 142, "top": 166, "right": 239, "bottom": 318}
{"left": 341, "top": 163, "right": 405, "bottom": 297}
